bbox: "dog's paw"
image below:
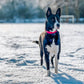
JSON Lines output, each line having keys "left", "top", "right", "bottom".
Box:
{"left": 52, "top": 65, "right": 54, "bottom": 68}
{"left": 55, "top": 69, "right": 58, "bottom": 74}
{"left": 46, "top": 70, "right": 51, "bottom": 76}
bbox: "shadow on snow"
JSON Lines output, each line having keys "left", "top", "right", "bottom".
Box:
{"left": 51, "top": 70, "right": 83, "bottom": 84}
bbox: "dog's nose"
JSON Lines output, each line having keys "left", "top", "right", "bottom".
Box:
{"left": 57, "top": 24, "right": 60, "bottom": 28}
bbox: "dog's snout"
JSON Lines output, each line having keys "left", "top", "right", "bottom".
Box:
{"left": 57, "top": 24, "right": 60, "bottom": 28}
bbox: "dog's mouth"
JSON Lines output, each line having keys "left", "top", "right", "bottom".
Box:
{"left": 49, "top": 25, "right": 60, "bottom": 32}
{"left": 49, "top": 26, "right": 60, "bottom": 32}
{"left": 57, "top": 27, "right": 60, "bottom": 29}
{"left": 49, "top": 27, "right": 57, "bottom": 32}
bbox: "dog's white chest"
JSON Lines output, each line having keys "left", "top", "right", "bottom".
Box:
{"left": 46, "top": 39, "right": 58, "bottom": 56}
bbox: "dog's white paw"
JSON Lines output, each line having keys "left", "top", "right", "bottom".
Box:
{"left": 52, "top": 65, "right": 54, "bottom": 68}
{"left": 55, "top": 68, "right": 58, "bottom": 74}
{"left": 46, "top": 70, "right": 51, "bottom": 76}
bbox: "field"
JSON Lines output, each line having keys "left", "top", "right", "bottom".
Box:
{"left": 0, "top": 23, "right": 84, "bottom": 84}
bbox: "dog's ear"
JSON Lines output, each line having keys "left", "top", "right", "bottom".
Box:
{"left": 46, "top": 7, "right": 52, "bottom": 17}
{"left": 56, "top": 8, "right": 61, "bottom": 17}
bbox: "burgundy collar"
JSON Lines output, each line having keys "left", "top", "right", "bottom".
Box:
{"left": 46, "top": 30, "right": 57, "bottom": 34}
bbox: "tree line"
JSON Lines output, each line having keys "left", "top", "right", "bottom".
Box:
{"left": 0, "top": 0, "right": 45, "bottom": 21}
{"left": 0, "top": 0, "right": 84, "bottom": 22}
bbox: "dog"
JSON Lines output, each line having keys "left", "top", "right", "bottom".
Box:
{"left": 33, "top": 7, "right": 61, "bottom": 76}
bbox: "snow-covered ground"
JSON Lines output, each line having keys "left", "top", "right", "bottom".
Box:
{"left": 0, "top": 23, "right": 84, "bottom": 84}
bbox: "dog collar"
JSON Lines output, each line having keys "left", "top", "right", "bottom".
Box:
{"left": 46, "top": 30, "right": 57, "bottom": 34}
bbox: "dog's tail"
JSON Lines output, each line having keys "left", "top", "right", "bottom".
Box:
{"left": 33, "top": 41, "right": 39, "bottom": 45}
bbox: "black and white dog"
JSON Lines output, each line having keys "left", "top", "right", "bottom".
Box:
{"left": 34, "top": 7, "right": 61, "bottom": 76}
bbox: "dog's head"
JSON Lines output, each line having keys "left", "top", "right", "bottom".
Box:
{"left": 46, "top": 7, "right": 61, "bottom": 32}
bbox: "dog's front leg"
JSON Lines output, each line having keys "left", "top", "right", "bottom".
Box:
{"left": 44, "top": 44, "right": 50, "bottom": 76}
{"left": 55, "top": 31, "right": 61, "bottom": 73}
{"left": 55, "top": 46, "right": 59, "bottom": 74}
{"left": 45, "top": 52, "right": 50, "bottom": 76}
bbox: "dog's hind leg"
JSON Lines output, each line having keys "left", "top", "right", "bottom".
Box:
{"left": 39, "top": 36, "right": 43, "bottom": 66}
{"left": 51, "top": 55, "right": 55, "bottom": 68}
{"left": 57, "top": 42, "right": 61, "bottom": 60}
{"left": 40, "top": 49, "right": 43, "bottom": 66}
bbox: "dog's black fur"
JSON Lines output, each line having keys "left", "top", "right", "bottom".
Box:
{"left": 33, "top": 7, "right": 61, "bottom": 76}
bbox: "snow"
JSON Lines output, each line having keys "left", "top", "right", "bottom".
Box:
{"left": 0, "top": 23, "right": 84, "bottom": 84}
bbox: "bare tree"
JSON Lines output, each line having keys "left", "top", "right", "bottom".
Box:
{"left": 39, "top": 0, "right": 80, "bottom": 22}
{"left": 75, "top": 0, "right": 79, "bottom": 22}
{"left": 38, "top": 0, "right": 69, "bottom": 13}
